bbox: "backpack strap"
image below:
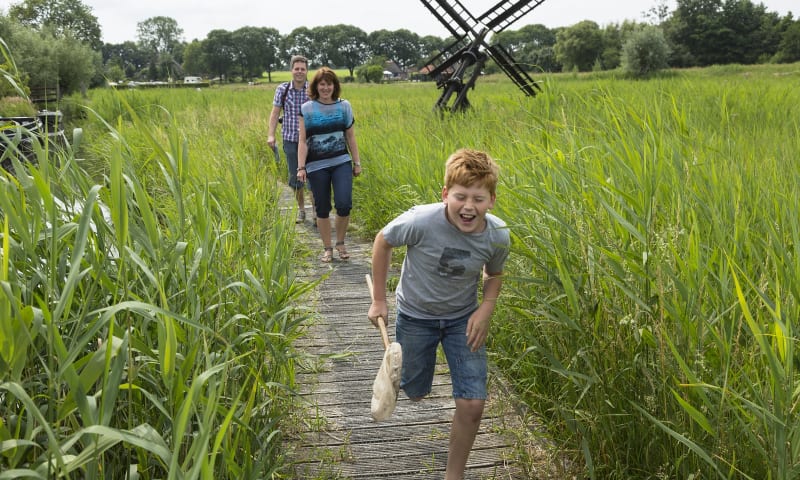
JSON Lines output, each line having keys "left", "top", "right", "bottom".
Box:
{"left": 280, "top": 82, "right": 291, "bottom": 107}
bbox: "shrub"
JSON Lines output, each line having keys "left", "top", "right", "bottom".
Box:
{"left": 772, "top": 21, "right": 800, "bottom": 63}
{"left": 621, "top": 26, "right": 670, "bottom": 77}
{"left": 0, "top": 95, "right": 36, "bottom": 117}
{"left": 356, "top": 64, "right": 383, "bottom": 83}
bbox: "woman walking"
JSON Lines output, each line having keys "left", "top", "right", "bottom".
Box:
{"left": 297, "top": 67, "right": 362, "bottom": 262}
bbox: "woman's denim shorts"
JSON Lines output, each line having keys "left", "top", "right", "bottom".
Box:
{"left": 395, "top": 311, "right": 487, "bottom": 400}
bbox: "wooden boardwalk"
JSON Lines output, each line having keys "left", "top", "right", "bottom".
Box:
{"left": 288, "top": 206, "right": 529, "bottom": 480}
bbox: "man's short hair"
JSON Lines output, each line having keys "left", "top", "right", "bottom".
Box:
{"left": 290, "top": 55, "right": 308, "bottom": 68}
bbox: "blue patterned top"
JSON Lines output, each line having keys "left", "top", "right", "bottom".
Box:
{"left": 300, "top": 99, "right": 355, "bottom": 172}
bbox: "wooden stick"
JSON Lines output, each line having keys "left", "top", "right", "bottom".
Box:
{"left": 376, "top": 316, "right": 390, "bottom": 350}
{"left": 365, "top": 274, "right": 390, "bottom": 349}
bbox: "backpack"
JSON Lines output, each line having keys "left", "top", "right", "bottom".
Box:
{"left": 277, "top": 81, "right": 291, "bottom": 124}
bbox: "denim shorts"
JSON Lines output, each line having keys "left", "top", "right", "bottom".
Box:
{"left": 395, "top": 311, "right": 487, "bottom": 400}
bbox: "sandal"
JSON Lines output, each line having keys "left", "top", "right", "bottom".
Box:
{"left": 296, "top": 210, "right": 306, "bottom": 224}
{"left": 335, "top": 241, "right": 350, "bottom": 260}
{"left": 321, "top": 247, "right": 333, "bottom": 263}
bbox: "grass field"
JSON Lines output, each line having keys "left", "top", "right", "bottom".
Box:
{"left": 3, "top": 60, "right": 800, "bottom": 479}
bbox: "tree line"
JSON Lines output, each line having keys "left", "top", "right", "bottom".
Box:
{"left": 1, "top": 0, "right": 799, "bottom": 98}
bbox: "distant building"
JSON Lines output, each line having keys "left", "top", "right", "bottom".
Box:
{"left": 383, "top": 60, "right": 407, "bottom": 80}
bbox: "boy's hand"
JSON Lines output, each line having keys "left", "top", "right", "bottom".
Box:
{"left": 368, "top": 300, "right": 389, "bottom": 328}
{"left": 466, "top": 311, "right": 491, "bottom": 352}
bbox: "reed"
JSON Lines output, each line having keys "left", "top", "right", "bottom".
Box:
{"left": 3, "top": 50, "right": 799, "bottom": 478}
{"left": 348, "top": 67, "right": 800, "bottom": 478}
{"left": 1, "top": 45, "right": 315, "bottom": 477}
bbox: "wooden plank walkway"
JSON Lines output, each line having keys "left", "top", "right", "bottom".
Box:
{"left": 287, "top": 204, "right": 530, "bottom": 480}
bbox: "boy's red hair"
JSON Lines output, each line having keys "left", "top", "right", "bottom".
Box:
{"left": 444, "top": 149, "right": 499, "bottom": 195}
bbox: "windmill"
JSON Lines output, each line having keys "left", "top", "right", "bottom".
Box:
{"left": 419, "top": 0, "right": 547, "bottom": 112}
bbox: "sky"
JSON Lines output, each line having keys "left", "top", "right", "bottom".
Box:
{"left": 1, "top": 0, "right": 797, "bottom": 45}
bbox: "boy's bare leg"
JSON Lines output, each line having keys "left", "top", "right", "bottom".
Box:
{"left": 445, "top": 398, "right": 485, "bottom": 480}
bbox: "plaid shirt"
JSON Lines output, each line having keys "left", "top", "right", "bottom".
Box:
{"left": 273, "top": 81, "right": 308, "bottom": 143}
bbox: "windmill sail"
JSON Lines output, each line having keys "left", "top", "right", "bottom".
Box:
{"left": 422, "top": 38, "right": 471, "bottom": 77}
{"left": 418, "top": 0, "right": 547, "bottom": 111}
{"left": 486, "top": 43, "right": 541, "bottom": 96}
{"left": 477, "top": 0, "right": 548, "bottom": 33}
{"left": 419, "top": 0, "right": 478, "bottom": 37}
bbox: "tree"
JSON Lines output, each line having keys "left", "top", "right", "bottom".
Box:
{"left": 283, "top": 27, "right": 314, "bottom": 64}
{"left": 137, "top": 16, "right": 183, "bottom": 55}
{"left": 621, "top": 25, "right": 671, "bottom": 77}
{"left": 599, "top": 20, "right": 646, "bottom": 70}
{"left": 554, "top": 20, "right": 604, "bottom": 71}
{"left": 773, "top": 18, "right": 800, "bottom": 63}
{"left": 0, "top": 15, "right": 99, "bottom": 95}
{"left": 496, "top": 24, "right": 554, "bottom": 56}
{"left": 418, "top": 34, "right": 447, "bottom": 66}
{"left": 54, "top": 34, "right": 99, "bottom": 93}
{"left": 8, "top": 0, "right": 102, "bottom": 50}
{"left": 202, "top": 29, "right": 235, "bottom": 81}
{"left": 104, "top": 63, "right": 124, "bottom": 83}
{"left": 367, "top": 29, "right": 422, "bottom": 71}
{"left": 495, "top": 24, "right": 559, "bottom": 72}
{"left": 311, "top": 25, "right": 340, "bottom": 67}
{"left": 137, "top": 16, "right": 184, "bottom": 80}
{"left": 720, "top": 0, "right": 782, "bottom": 64}
{"left": 664, "top": 0, "right": 724, "bottom": 66}
{"left": 255, "top": 27, "right": 282, "bottom": 81}
{"left": 231, "top": 26, "right": 277, "bottom": 80}
{"left": 102, "top": 41, "right": 149, "bottom": 80}
{"left": 181, "top": 40, "right": 205, "bottom": 76}
{"left": 599, "top": 23, "right": 623, "bottom": 69}
{"left": 313, "top": 24, "right": 369, "bottom": 77}
{"left": 665, "top": 0, "right": 786, "bottom": 66}
{"left": 0, "top": 17, "right": 37, "bottom": 98}
{"left": 526, "top": 45, "right": 560, "bottom": 72}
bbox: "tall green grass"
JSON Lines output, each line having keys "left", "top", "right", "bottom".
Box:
{"left": 4, "top": 54, "right": 800, "bottom": 478}
{"left": 1, "top": 48, "right": 316, "bottom": 477}
{"left": 350, "top": 67, "right": 800, "bottom": 478}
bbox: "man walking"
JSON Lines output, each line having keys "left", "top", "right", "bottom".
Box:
{"left": 268, "top": 55, "right": 314, "bottom": 224}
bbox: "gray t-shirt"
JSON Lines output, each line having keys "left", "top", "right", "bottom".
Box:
{"left": 382, "top": 203, "right": 510, "bottom": 319}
